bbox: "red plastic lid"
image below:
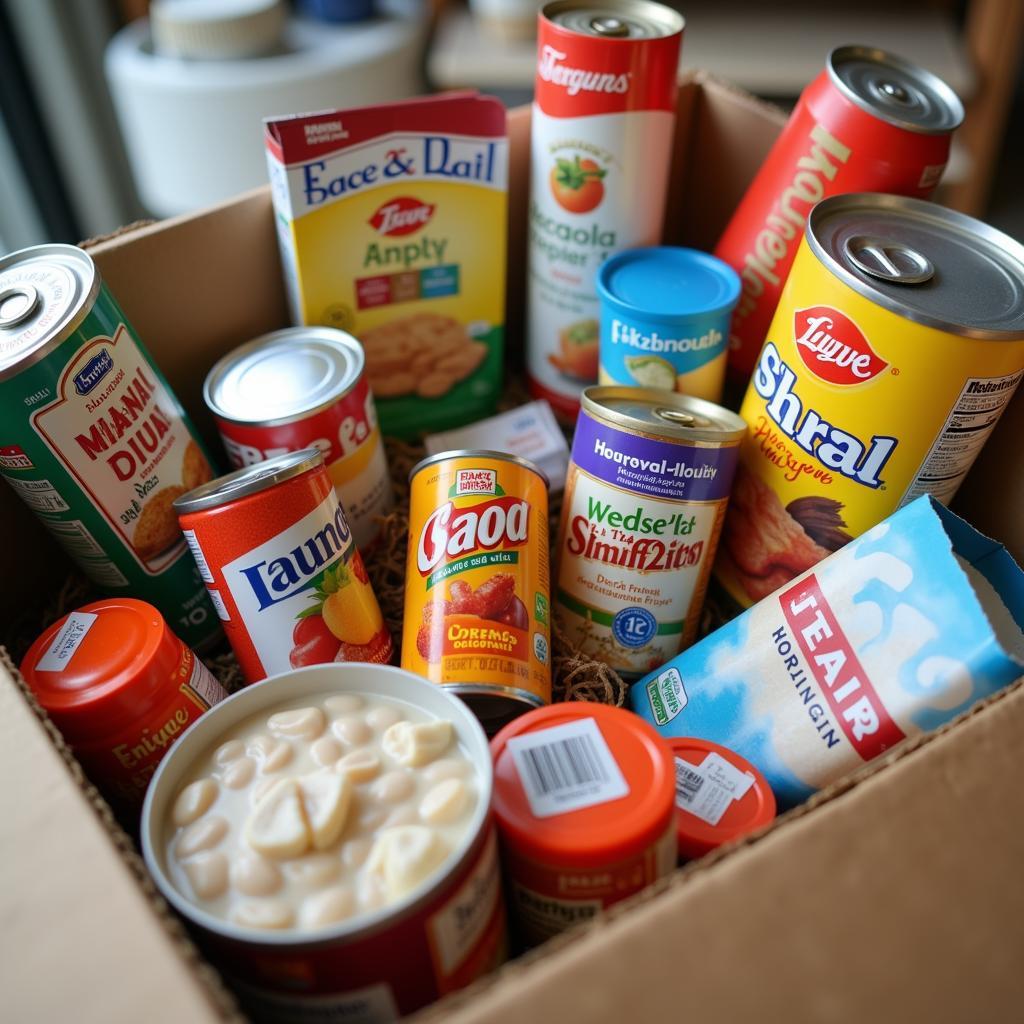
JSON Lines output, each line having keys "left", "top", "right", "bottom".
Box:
{"left": 20, "top": 599, "right": 184, "bottom": 744}
{"left": 667, "top": 737, "right": 776, "bottom": 860}
{"left": 490, "top": 702, "right": 675, "bottom": 868}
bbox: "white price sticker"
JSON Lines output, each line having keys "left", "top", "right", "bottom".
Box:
{"left": 674, "top": 752, "right": 755, "bottom": 827}
{"left": 35, "top": 612, "right": 98, "bottom": 672}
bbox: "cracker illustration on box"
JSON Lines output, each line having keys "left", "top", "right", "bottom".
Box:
{"left": 265, "top": 94, "right": 508, "bottom": 439}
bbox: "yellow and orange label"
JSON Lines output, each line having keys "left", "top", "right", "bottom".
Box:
{"left": 715, "top": 238, "right": 1024, "bottom": 609}
{"left": 402, "top": 454, "right": 551, "bottom": 708}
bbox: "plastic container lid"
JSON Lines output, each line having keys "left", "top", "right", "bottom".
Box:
{"left": 667, "top": 737, "right": 776, "bottom": 860}
{"left": 20, "top": 599, "right": 185, "bottom": 744}
{"left": 491, "top": 702, "right": 676, "bottom": 868}
{"left": 597, "top": 246, "right": 741, "bottom": 325}
{"left": 150, "top": 0, "right": 286, "bottom": 59}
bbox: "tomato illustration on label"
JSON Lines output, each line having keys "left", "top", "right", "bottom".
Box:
{"left": 549, "top": 156, "right": 606, "bottom": 213}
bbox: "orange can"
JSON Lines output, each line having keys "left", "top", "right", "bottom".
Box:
{"left": 490, "top": 702, "right": 676, "bottom": 945}
{"left": 20, "top": 598, "right": 227, "bottom": 815}
{"left": 402, "top": 450, "right": 551, "bottom": 733}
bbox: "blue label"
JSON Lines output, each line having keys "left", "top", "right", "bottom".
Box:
{"left": 73, "top": 349, "right": 113, "bottom": 396}
{"left": 612, "top": 606, "right": 657, "bottom": 647}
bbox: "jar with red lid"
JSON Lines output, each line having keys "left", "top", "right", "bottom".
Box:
{"left": 490, "top": 702, "right": 676, "bottom": 946}
{"left": 667, "top": 737, "right": 776, "bottom": 861}
{"left": 20, "top": 598, "right": 228, "bottom": 816}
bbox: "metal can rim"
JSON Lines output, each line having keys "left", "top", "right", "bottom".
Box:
{"left": 826, "top": 44, "right": 964, "bottom": 136}
{"left": 140, "top": 663, "right": 495, "bottom": 950}
{"left": 203, "top": 327, "right": 366, "bottom": 429}
{"left": 0, "top": 243, "right": 102, "bottom": 383}
{"left": 806, "top": 192, "right": 1024, "bottom": 340}
{"left": 541, "top": 0, "right": 684, "bottom": 38}
{"left": 581, "top": 386, "right": 747, "bottom": 443}
{"left": 173, "top": 447, "right": 323, "bottom": 515}
{"left": 408, "top": 449, "right": 551, "bottom": 488}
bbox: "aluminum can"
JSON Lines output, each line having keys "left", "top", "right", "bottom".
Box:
{"left": 555, "top": 386, "right": 745, "bottom": 678}
{"left": 526, "top": 0, "right": 684, "bottom": 421}
{"left": 0, "top": 244, "right": 220, "bottom": 649}
{"left": 715, "top": 193, "right": 1024, "bottom": 611}
{"left": 402, "top": 450, "right": 551, "bottom": 734}
{"left": 596, "top": 246, "right": 740, "bottom": 402}
{"left": 142, "top": 663, "right": 506, "bottom": 1021}
{"left": 174, "top": 449, "right": 392, "bottom": 683}
{"left": 714, "top": 45, "right": 964, "bottom": 384}
{"left": 490, "top": 702, "right": 676, "bottom": 945}
{"left": 20, "top": 597, "right": 227, "bottom": 816}
{"left": 204, "top": 326, "right": 392, "bottom": 551}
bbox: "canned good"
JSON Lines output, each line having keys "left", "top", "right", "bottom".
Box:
{"left": 666, "top": 737, "right": 775, "bottom": 861}
{"left": 20, "top": 598, "right": 227, "bottom": 815}
{"left": 203, "top": 327, "right": 392, "bottom": 551}
{"left": 597, "top": 246, "right": 740, "bottom": 402}
{"left": 141, "top": 663, "right": 506, "bottom": 1021}
{"left": 0, "top": 244, "right": 220, "bottom": 649}
{"left": 714, "top": 45, "right": 963, "bottom": 383}
{"left": 490, "top": 702, "right": 676, "bottom": 945}
{"left": 174, "top": 449, "right": 391, "bottom": 683}
{"left": 715, "top": 193, "right": 1024, "bottom": 610}
{"left": 402, "top": 451, "right": 551, "bottom": 733}
{"left": 555, "top": 386, "right": 745, "bottom": 679}
{"left": 526, "top": 0, "right": 684, "bottom": 420}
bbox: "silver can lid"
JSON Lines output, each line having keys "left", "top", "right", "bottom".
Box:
{"left": 173, "top": 447, "right": 323, "bottom": 515}
{"left": 807, "top": 193, "right": 1024, "bottom": 338}
{"left": 827, "top": 45, "right": 963, "bottom": 135}
{"left": 582, "top": 386, "right": 747, "bottom": 444}
{"left": 409, "top": 449, "right": 550, "bottom": 487}
{"left": 204, "top": 327, "right": 366, "bottom": 427}
{"left": 0, "top": 244, "right": 100, "bottom": 381}
{"left": 544, "top": 0, "right": 683, "bottom": 40}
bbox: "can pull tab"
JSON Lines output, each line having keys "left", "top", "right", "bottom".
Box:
{"left": 655, "top": 407, "right": 711, "bottom": 429}
{"left": 0, "top": 285, "right": 41, "bottom": 329}
{"left": 589, "top": 15, "right": 629, "bottom": 36}
{"left": 844, "top": 236, "right": 934, "bottom": 285}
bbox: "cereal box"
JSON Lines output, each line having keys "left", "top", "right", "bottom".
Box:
{"left": 632, "top": 496, "right": 1024, "bottom": 808}
{"left": 265, "top": 94, "right": 508, "bottom": 439}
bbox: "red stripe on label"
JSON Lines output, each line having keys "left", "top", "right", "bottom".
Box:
{"left": 780, "top": 574, "right": 905, "bottom": 761}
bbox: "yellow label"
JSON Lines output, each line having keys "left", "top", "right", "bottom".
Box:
{"left": 267, "top": 99, "right": 508, "bottom": 439}
{"left": 715, "top": 239, "right": 1024, "bottom": 609}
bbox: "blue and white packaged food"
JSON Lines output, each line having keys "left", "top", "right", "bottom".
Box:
{"left": 631, "top": 496, "right": 1024, "bottom": 807}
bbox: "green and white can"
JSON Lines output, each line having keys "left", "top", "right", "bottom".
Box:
{"left": 0, "top": 244, "right": 221, "bottom": 649}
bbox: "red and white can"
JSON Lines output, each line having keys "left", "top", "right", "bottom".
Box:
{"left": 714, "top": 45, "right": 963, "bottom": 386}
{"left": 20, "top": 597, "right": 227, "bottom": 816}
{"left": 204, "top": 327, "right": 392, "bottom": 552}
{"left": 526, "top": 0, "right": 684, "bottom": 421}
{"left": 173, "top": 449, "right": 392, "bottom": 684}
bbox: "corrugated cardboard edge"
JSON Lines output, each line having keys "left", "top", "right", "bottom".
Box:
{"left": 0, "top": 649, "right": 243, "bottom": 1023}
{"left": 415, "top": 675, "right": 1024, "bottom": 1022}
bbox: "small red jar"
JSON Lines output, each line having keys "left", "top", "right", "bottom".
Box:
{"left": 20, "top": 598, "right": 227, "bottom": 816}
{"left": 667, "top": 737, "right": 776, "bottom": 861}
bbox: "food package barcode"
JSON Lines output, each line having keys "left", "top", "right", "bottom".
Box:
{"left": 520, "top": 734, "right": 611, "bottom": 796}
{"left": 675, "top": 762, "right": 705, "bottom": 802}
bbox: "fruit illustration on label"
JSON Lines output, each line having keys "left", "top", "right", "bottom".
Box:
{"left": 549, "top": 319, "right": 599, "bottom": 381}
{"left": 549, "top": 156, "right": 606, "bottom": 213}
{"left": 625, "top": 355, "right": 676, "bottom": 390}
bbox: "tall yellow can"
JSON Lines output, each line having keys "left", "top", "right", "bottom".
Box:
{"left": 402, "top": 450, "right": 551, "bottom": 733}
{"left": 715, "top": 193, "right": 1024, "bottom": 609}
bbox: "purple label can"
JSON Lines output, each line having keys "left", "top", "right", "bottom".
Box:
{"left": 554, "top": 386, "right": 746, "bottom": 679}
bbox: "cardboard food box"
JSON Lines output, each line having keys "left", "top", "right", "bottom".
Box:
{"left": 2, "top": 74, "right": 1023, "bottom": 1022}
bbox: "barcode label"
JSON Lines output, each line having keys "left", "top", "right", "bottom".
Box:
{"left": 674, "top": 753, "right": 756, "bottom": 827}
{"left": 183, "top": 529, "right": 214, "bottom": 583}
{"left": 507, "top": 718, "right": 629, "bottom": 818}
{"left": 5, "top": 476, "right": 70, "bottom": 513}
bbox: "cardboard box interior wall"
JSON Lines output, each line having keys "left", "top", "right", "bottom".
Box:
{"left": 2, "top": 74, "right": 1023, "bottom": 1023}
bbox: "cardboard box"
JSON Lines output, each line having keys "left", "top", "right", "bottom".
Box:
{"left": 2, "top": 74, "right": 1022, "bottom": 1022}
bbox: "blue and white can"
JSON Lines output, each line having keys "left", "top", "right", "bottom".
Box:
{"left": 631, "top": 496, "right": 1024, "bottom": 808}
{"left": 597, "top": 246, "right": 740, "bottom": 404}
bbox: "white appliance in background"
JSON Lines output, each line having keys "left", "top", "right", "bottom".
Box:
{"left": 105, "top": 0, "right": 428, "bottom": 218}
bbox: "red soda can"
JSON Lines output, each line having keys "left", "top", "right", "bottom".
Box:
{"left": 714, "top": 45, "right": 963, "bottom": 386}
{"left": 173, "top": 449, "right": 392, "bottom": 684}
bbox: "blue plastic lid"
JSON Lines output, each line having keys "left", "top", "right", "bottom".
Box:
{"left": 597, "top": 247, "right": 741, "bottom": 324}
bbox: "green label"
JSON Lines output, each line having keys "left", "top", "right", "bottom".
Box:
{"left": 646, "top": 667, "right": 686, "bottom": 727}
{"left": 426, "top": 549, "right": 519, "bottom": 590}
{"left": 534, "top": 591, "right": 549, "bottom": 626}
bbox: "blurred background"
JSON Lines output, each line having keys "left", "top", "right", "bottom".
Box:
{"left": 0, "top": 0, "right": 1021, "bottom": 249}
